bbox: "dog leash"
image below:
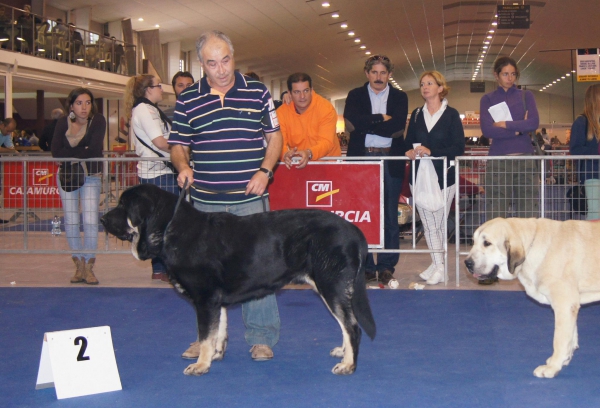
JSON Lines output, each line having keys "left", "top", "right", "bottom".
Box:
{"left": 173, "top": 179, "right": 188, "bottom": 216}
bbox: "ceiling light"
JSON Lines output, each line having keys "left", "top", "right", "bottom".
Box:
{"left": 332, "top": 13, "right": 339, "bottom": 18}
{"left": 553, "top": 81, "right": 557, "bottom": 83}
{"left": 556, "top": 78, "right": 561, "bottom": 81}
{"left": 566, "top": 73, "right": 571, "bottom": 76}
{"left": 138, "top": 18, "right": 144, "bottom": 21}
{"left": 540, "top": 89, "right": 543, "bottom": 92}
{"left": 341, "top": 23, "right": 348, "bottom": 28}
{"left": 492, "top": 21, "right": 498, "bottom": 26}
{"left": 360, "top": 45, "right": 366, "bottom": 49}
{"left": 322, "top": 2, "right": 330, "bottom": 7}
{"left": 482, "top": 50, "right": 487, "bottom": 54}
{"left": 484, "top": 41, "right": 490, "bottom": 45}
{"left": 354, "top": 38, "right": 360, "bottom": 43}
{"left": 155, "top": 24, "right": 160, "bottom": 28}
{"left": 572, "top": 70, "right": 576, "bottom": 73}
{"left": 365, "top": 51, "right": 371, "bottom": 55}
{"left": 487, "top": 35, "right": 492, "bottom": 39}
{"left": 561, "top": 76, "right": 566, "bottom": 79}
{"left": 478, "top": 59, "right": 483, "bottom": 62}
{"left": 348, "top": 31, "right": 355, "bottom": 36}
{"left": 483, "top": 46, "right": 488, "bottom": 49}
{"left": 488, "top": 29, "right": 495, "bottom": 33}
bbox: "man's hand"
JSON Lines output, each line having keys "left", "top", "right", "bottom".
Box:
{"left": 177, "top": 168, "right": 193, "bottom": 189}
{"left": 283, "top": 146, "right": 310, "bottom": 169}
{"left": 245, "top": 171, "right": 269, "bottom": 196}
{"left": 383, "top": 114, "right": 392, "bottom": 122}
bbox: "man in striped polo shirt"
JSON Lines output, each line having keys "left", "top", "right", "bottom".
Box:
{"left": 170, "top": 30, "right": 283, "bottom": 362}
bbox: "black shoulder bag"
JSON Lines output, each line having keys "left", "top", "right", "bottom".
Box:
{"left": 522, "top": 90, "right": 545, "bottom": 156}
{"left": 58, "top": 119, "right": 91, "bottom": 193}
{"left": 134, "top": 133, "right": 178, "bottom": 174}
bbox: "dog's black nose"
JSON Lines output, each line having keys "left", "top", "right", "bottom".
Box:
{"left": 464, "top": 258, "right": 474, "bottom": 271}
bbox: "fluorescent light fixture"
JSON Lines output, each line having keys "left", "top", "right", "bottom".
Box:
{"left": 155, "top": 24, "right": 160, "bottom": 28}
{"left": 341, "top": 23, "right": 348, "bottom": 28}
{"left": 492, "top": 21, "right": 497, "bottom": 26}
{"left": 487, "top": 35, "right": 492, "bottom": 39}
{"left": 483, "top": 45, "right": 488, "bottom": 49}
{"left": 484, "top": 41, "right": 490, "bottom": 45}
{"left": 561, "top": 76, "right": 565, "bottom": 79}
{"left": 360, "top": 45, "right": 366, "bottom": 49}
{"left": 552, "top": 81, "right": 556, "bottom": 83}
{"left": 332, "top": 13, "right": 339, "bottom": 18}
{"left": 488, "top": 30, "right": 495, "bottom": 33}
{"left": 566, "top": 73, "right": 571, "bottom": 76}
{"left": 138, "top": 18, "right": 144, "bottom": 21}
{"left": 322, "top": 2, "right": 330, "bottom": 7}
{"left": 348, "top": 31, "right": 355, "bottom": 36}
{"left": 354, "top": 38, "right": 360, "bottom": 43}
{"left": 365, "top": 51, "right": 371, "bottom": 55}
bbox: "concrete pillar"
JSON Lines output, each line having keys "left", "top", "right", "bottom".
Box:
{"left": 4, "top": 73, "right": 12, "bottom": 120}
{"left": 73, "top": 7, "right": 92, "bottom": 38}
{"left": 166, "top": 41, "right": 181, "bottom": 83}
{"left": 108, "top": 21, "right": 122, "bottom": 41}
{"left": 36, "top": 90, "right": 44, "bottom": 138}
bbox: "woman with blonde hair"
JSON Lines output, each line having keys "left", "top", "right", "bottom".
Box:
{"left": 405, "top": 71, "right": 465, "bottom": 284}
{"left": 124, "top": 74, "right": 176, "bottom": 281}
{"left": 569, "top": 83, "right": 600, "bottom": 220}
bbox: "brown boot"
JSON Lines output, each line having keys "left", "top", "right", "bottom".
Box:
{"left": 83, "top": 258, "right": 99, "bottom": 285}
{"left": 70, "top": 257, "right": 85, "bottom": 283}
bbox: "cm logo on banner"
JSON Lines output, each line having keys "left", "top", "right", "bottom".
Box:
{"left": 306, "top": 181, "right": 340, "bottom": 207}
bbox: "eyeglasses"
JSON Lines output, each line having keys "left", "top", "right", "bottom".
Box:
{"left": 148, "top": 84, "right": 162, "bottom": 89}
{"left": 365, "top": 55, "right": 390, "bottom": 64}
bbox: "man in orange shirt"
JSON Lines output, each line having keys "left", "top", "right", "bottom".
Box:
{"left": 277, "top": 73, "right": 341, "bottom": 169}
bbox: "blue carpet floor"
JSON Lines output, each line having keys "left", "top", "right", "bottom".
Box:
{"left": 1, "top": 288, "right": 599, "bottom": 407}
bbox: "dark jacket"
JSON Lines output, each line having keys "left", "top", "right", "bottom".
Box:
{"left": 343, "top": 82, "right": 408, "bottom": 177}
{"left": 405, "top": 105, "right": 465, "bottom": 189}
{"left": 39, "top": 119, "right": 58, "bottom": 151}
{"left": 569, "top": 115, "right": 599, "bottom": 183}
{"left": 51, "top": 115, "right": 106, "bottom": 174}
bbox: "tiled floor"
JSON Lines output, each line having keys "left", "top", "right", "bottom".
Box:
{"left": 0, "top": 240, "right": 524, "bottom": 292}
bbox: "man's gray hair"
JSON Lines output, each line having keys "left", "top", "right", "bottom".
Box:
{"left": 196, "top": 30, "right": 234, "bottom": 63}
{"left": 51, "top": 108, "right": 64, "bottom": 120}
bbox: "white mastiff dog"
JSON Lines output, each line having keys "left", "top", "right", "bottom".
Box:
{"left": 464, "top": 217, "right": 600, "bottom": 378}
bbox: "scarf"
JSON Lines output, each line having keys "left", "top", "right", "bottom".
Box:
{"left": 133, "top": 97, "right": 172, "bottom": 131}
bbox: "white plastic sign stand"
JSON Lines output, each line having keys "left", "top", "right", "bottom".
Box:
{"left": 35, "top": 326, "right": 122, "bottom": 399}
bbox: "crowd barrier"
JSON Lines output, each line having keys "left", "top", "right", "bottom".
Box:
{"left": 0, "top": 155, "right": 448, "bottom": 277}
{"left": 454, "top": 153, "right": 600, "bottom": 284}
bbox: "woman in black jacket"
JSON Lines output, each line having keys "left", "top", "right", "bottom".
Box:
{"left": 52, "top": 88, "right": 106, "bottom": 284}
{"left": 405, "top": 71, "right": 465, "bottom": 285}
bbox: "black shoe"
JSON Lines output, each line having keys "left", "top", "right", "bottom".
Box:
{"left": 478, "top": 276, "right": 499, "bottom": 285}
{"left": 365, "top": 271, "right": 378, "bottom": 283}
{"left": 0, "top": 219, "right": 8, "bottom": 224}
{"left": 378, "top": 269, "right": 395, "bottom": 285}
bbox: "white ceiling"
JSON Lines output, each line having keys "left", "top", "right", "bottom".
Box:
{"left": 45, "top": 0, "right": 600, "bottom": 100}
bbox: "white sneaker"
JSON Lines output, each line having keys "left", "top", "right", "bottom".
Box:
{"left": 426, "top": 265, "right": 446, "bottom": 285}
{"left": 419, "top": 264, "right": 435, "bottom": 281}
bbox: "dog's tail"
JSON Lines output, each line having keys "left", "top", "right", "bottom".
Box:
{"left": 352, "top": 237, "right": 376, "bottom": 340}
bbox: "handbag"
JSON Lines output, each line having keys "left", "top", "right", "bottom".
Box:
{"left": 522, "top": 90, "right": 545, "bottom": 156}
{"left": 134, "top": 133, "right": 178, "bottom": 174}
{"left": 414, "top": 159, "right": 445, "bottom": 212}
{"left": 58, "top": 118, "right": 91, "bottom": 192}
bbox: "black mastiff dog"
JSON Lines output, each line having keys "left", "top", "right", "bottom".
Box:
{"left": 101, "top": 184, "right": 376, "bottom": 376}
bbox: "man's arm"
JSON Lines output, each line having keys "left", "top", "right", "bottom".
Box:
{"left": 171, "top": 144, "right": 193, "bottom": 189}
{"left": 246, "top": 129, "right": 283, "bottom": 195}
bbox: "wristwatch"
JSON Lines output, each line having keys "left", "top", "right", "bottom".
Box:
{"left": 259, "top": 167, "right": 273, "bottom": 179}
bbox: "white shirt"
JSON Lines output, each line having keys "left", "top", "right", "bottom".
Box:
{"left": 131, "top": 103, "right": 172, "bottom": 179}
{"left": 365, "top": 84, "right": 392, "bottom": 148}
{"left": 422, "top": 98, "right": 448, "bottom": 132}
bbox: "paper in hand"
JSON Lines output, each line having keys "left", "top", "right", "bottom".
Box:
{"left": 488, "top": 102, "right": 513, "bottom": 122}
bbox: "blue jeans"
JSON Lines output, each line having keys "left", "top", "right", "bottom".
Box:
{"left": 194, "top": 197, "right": 280, "bottom": 348}
{"left": 57, "top": 175, "right": 101, "bottom": 261}
{"left": 365, "top": 152, "right": 404, "bottom": 272}
{"left": 140, "top": 174, "right": 179, "bottom": 273}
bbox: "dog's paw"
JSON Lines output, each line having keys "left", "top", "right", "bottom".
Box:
{"left": 533, "top": 364, "right": 560, "bottom": 378}
{"left": 183, "top": 362, "right": 210, "bottom": 376}
{"left": 212, "top": 349, "right": 225, "bottom": 361}
{"left": 330, "top": 346, "right": 344, "bottom": 358}
{"left": 332, "top": 362, "right": 356, "bottom": 375}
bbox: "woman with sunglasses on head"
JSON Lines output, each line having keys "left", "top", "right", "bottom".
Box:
{"left": 124, "top": 74, "right": 176, "bottom": 282}
{"left": 52, "top": 88, "right": 105, "bottom": 285}
{"left": 405, "top": 71, "right": 465, "bottom": 285}
{"left": 569, "top": 84, "right": 600, "bottom": 220}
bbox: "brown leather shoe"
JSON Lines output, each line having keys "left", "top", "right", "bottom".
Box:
{"left": 83, "top": 258, "right": 99, "bottom": 285}
{"left": 378, "top": 269, "right": 395, "bottom": 285}
{"left": 250, "top": 344, "right": 273, "bottom": 361}
{"left": 181, "top": 341, "right": 200, "bottom": 359}
{"left": 70, "top": 256, "right": 85, "bottom": 283}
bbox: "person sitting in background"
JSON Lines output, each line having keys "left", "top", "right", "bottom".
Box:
{"left": 569, "top": 83, "right": 600, "bottom": 220}
{"left": 0, "top": 118, "right": 18, "bottom": 154}
{"left": 39, "top": 108, "right": 64, "bottom": 151}
{"left": 28, "top": 131, "right": 39, "bottom": 146}
{"left": 276, "top": 72, "right": 341, "bottom": 169}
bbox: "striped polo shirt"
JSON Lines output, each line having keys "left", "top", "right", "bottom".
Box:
{"left": 169, "top": 72, "right": 280, "bottom": 205}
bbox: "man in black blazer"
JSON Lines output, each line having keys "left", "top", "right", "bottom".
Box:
{"left": 343, "top": 55, "right": 408, "bottom": 285}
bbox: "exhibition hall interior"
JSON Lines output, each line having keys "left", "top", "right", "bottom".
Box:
{"left": 1, "top": 0, "right": 600, "bottom": 407}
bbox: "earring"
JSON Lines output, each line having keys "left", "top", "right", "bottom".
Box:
{"left": 69, "top": 111, "right": 76, "bottom": 120}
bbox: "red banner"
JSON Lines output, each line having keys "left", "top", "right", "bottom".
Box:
{"left": 2, "top": 162, "right": 62, "bottom": 208}
{"left": 269, "top": 162, "right": 383, "bottom": 247}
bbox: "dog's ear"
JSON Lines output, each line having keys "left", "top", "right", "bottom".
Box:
{"left": 504, "top": 239, "right": 525, "bottom": 274}
{"left": 127, "top": 193, "right": 155, "bottom": 227}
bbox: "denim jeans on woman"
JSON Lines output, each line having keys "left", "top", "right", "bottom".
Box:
{"left": 57, "top": 175, "right": 101, "bottom": 261}
{"left": 139, "top": 173, "right": 179, "bottom": 273}
{"left": 193, "top": 198, "right": 280, "bottom": 348}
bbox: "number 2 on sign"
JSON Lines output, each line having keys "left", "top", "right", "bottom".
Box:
{"left": 74, "top": 336, "right": 90, "bottom": 361}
